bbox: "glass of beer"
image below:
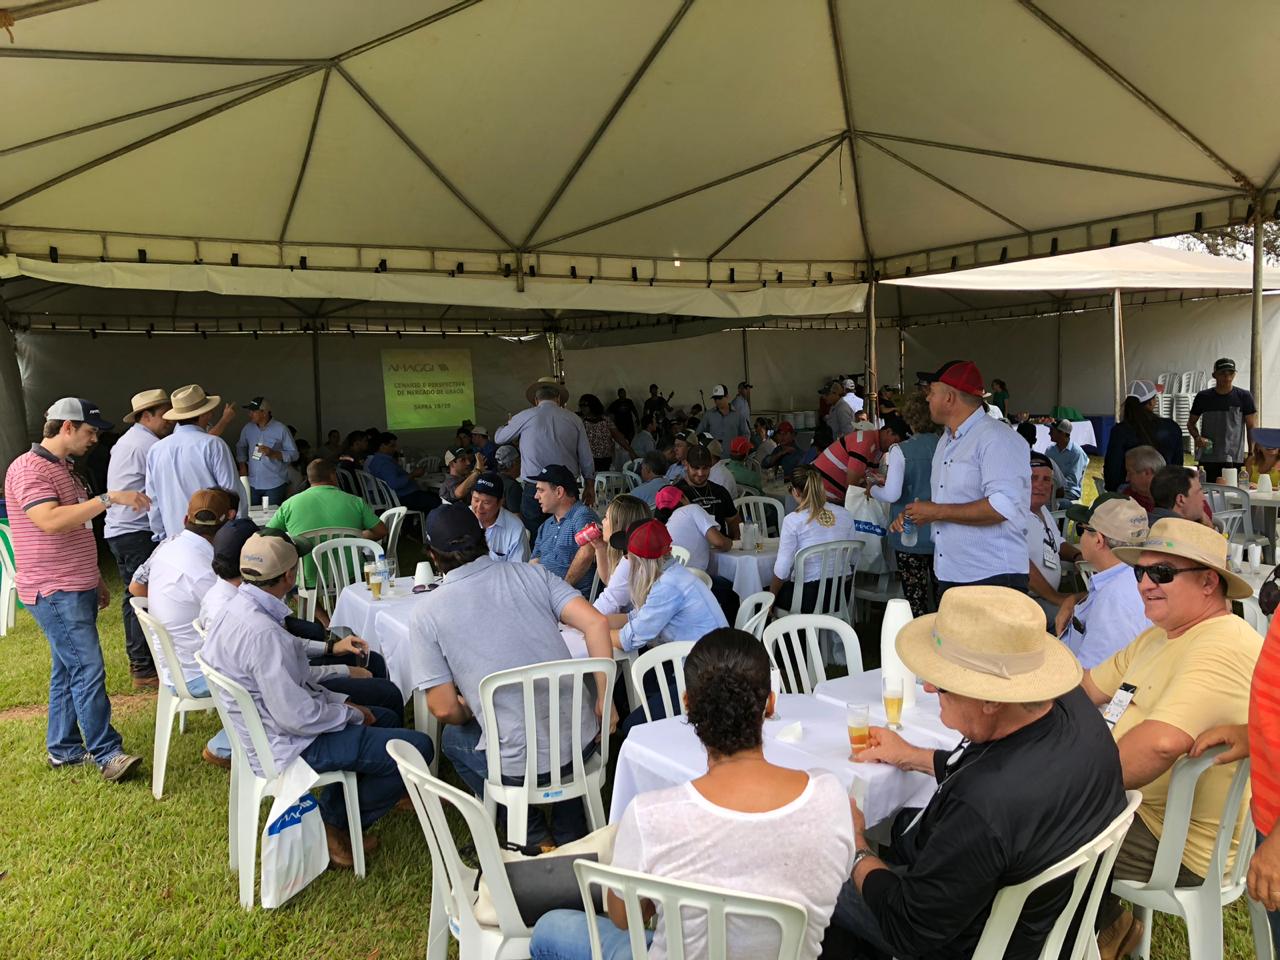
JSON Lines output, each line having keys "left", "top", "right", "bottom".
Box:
{"left": 882, "top": 676, "right": 904, "bottom": 731}
{"left": 847, "top": 703, "right": 870, "bottom": 760}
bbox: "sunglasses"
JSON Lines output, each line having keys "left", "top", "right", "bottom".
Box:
{"left": 1132, "top": 563, "right": 1210, "bottom": 585}
{"left": 1074, "top": 522, "right": 1095, "bottom": 537}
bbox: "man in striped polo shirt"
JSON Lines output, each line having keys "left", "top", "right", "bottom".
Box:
{"left": 4, "top": 398, "right": 151, "bottom": 781}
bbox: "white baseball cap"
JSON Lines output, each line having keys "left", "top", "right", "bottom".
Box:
{"left": 710, "top": 384, "right": 728, "bottom": 398}
{"left": 1125, "top": 379, "right": 1157, "bottom": 403}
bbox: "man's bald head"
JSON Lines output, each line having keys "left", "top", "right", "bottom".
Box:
{"left": 308, "top": 458, "right": 338, "bottom": 485}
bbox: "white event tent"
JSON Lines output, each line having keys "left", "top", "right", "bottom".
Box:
{"left": 3, "top": 0, "right": 1280, "bottom": 455}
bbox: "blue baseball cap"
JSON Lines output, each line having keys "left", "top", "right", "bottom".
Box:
{"left": 426, "top": 503, "right": 485, "bottom": 551}
{"left": 45, "top": 397, "right": 112, "bottom": 431}
{"left": 472, "top": 471, "right": 504, "bottom": 499}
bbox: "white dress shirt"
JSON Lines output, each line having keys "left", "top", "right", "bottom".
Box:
{"left": 494, "top": 400, "right": 595, "bottom": 483}
{"left": 484, "top": 508, "right": 530, "bottom": 562}
{"left": 104, "top": 422, "right": 163, "bottom": 539}
{"left": 145, "top": 424, "right": 239, "bottom": 541}
{"left": 146, "top": 530, "right": 217, "bottom": 686}
{"left": 593, "top": 556, "right": 633, "bottom": 615}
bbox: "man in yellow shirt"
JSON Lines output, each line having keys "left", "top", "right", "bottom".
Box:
{"left": 1081, "top": 517, "right": 1262, "bottom": 959}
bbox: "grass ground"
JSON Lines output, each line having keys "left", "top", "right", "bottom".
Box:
{"left": 0, "top": 465, "right": 1262, "bottom": 958}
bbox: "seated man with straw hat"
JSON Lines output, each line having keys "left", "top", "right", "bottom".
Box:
{"left": 823, "top": 587, "right": 1126, "bottom": 959}
{"left": 1081, "top": 517, "right": 1263, "bottom": 957}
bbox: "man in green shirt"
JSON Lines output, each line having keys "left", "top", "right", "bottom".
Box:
{"left": 724, "top": 436, "right": 763, "bottom": 495}
{"left": 267, "top": 459, "right": 386, "bottom": 585}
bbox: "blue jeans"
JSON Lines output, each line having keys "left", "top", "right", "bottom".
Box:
{"left": 173, "top": 674, "right": 232, "bottom": 759}
{"left": 105, "top": 531, "right": 157, "bottom": 672}
{"left": 249, "top": 483, "right": 289, "bottom": 507}
{"left": 531, "top": 909, "right": 651, "bottom": 960}
{"left": 300, "top": 705, "right": 433, "bottom": 829}
{"left": 443, "top": 719, "right": 593, "bottom": 846}
{"left": 29, "top": 589, "right": 124, "bottom": 767}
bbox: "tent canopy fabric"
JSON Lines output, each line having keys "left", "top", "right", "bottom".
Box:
{"left": 3, "top": 0, "right": 1279, "bottom": 305}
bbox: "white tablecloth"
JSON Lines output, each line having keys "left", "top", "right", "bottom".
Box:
{"left": 813, "top": 673, "right": 959, "bottom": 749}
{"left": 1032, "top": 420, "right": 1097, "bottom": 453}
{"left": 712, "top": 540, "right": 780, "bottom": 599}
{"left": 611, "top": 675, "right": 961, "bottom": 828}
{"left": 329, "top": 577, "right": 428, "bottom": 702}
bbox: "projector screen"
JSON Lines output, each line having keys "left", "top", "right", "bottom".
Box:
{"left": 381, "top": 348, "right": 476, "bottom": 430}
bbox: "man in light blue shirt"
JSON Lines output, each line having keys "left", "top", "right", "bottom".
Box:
{"left": 470, "top": 472, "right": 529, "bottom": 562}
{"left": 1059, "top": 495, "right": 1151, "bottom": 668}
{"left": 894, "top": 361, "right": 1030, "bottom": 594}
{"left": 631, "top": 452, "right": 672, "bottom": 507}
{"left": 235, "top": 397, "right": 297, "bottom": 507}
{"left": 701, "top": 384, "right": 751, "bottom": 448}
{"left": 529, "top": 465, "right": 599, "bottom": 596}
{"left": 494, "top": 382, "right": 597, "bottom": 534}
{"left": 202, "top": 532, "right": 433, "bottom": 867}
{"left": 1045, "top": 419, "right": 1089, "bottom": 506}
{"left": 364, "top": 432, "right": 440, "bottom": 515}
{"left": 104, "top": 388, "right": 173, "bottom": 685}
{"left": 144, "top": 383, "right": 240, "bottom": 542}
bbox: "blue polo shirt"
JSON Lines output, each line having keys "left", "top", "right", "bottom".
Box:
{"left": 530, "top": 500, "right": 599, "bottom": 595}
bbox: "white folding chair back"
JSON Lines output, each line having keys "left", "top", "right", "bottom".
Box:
{"left": 238, "top": 475, "right": 251, "bottom": 507}
{"left": 1075, "top": 560, "right": 1097, "bottom": 590}
{"left": 477, "top": 657, "right": 615, "bottom": 847}
{"left": 776, "top": 540, "right": 861, "bottom": 626}
{"left": 623, "top": 468, "right": 642, "bottom": 490}
{"left": 1217, "top": 487, "right": 1268, "bottom": 547}
{"left": 387, "top": 740, "right": 533, "bottom": 960}
{"left": 574, "top": 860, "right": 808, "bottom": 960}
{"left": 687, "top": 566, "right": 713, "bottom": 589}
{"left": 974, "top": 791, "right": 1142, "bottom": 960}
{"left": 379, "top": 506, "right": 408, "bottom": 576}
{"left": 0, "top": 525, "right": 17, "bottom": 637}
{"left": 1111, "top": 745, "right": 1257, "bottom": 960}
{"left": 594, "top": 472, "right": 631, "bottom": 505}
{"left": 192, "top": 617, "right": 207, "bottom": 639}
{"left": 670, "top": 545, "right": 691, "bottom": 566}
{"left": 420, "top": 455, "right": 442, "bottom": 474}
{"left": 336, "top": 469, "right": 358, "bottom": 495}
{"left": 734, "top": 496, "right": 784, "bottom": 537}
{"left": 761, "top": 614, "right": 861, "bottom": 694}
{"left": 312, "top": 537, "right": 385, "bottom": 618}
{"left": 131, "top": 598, "right": 218, "bottom": 799}
{"left": 630, "top": 641, "right": 696, "bottom": 723}
{"left": 195, "top": 652, "right": 365, "bottom": 908}
{"left": 1204, "top": 486, "right": 1248, "bottom": 540}
{"left": 356, "top": 470, "right": 393, "bottom": 510}
{"left": 734, "top": 590, "right": 776, "bottom": 639}
{"left": 292, "top": 525, "right": 360, "bottom": 617}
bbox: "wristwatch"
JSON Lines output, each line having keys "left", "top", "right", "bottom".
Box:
{"left": 851, "top": 847, "right": 878, "bottom": 871}
{"left": 97, "top": 493, "right": 112, "bottom": 509}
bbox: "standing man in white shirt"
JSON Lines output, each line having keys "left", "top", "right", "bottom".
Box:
{"left": 145, "top": 384, "right": 240, "bottom": 541}
{"left": 105, "top": 388, "right": 172, "bottom": 688}
{"left": 470, "top": 472, "right": 530, "bottom": 562}
{"left": 235, "top": 397, "right": 297, "bottom": 507}
{"left": 1024, "top": 452, "right": 1080, "bottom": 626}
{"left": 893, "top": 360, "right": 1030, "bottom": 597}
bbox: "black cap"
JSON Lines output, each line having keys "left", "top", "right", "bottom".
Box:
{"left": 1213, "top": 357, "right": 1236, "bottom": 372}
{"left": 529, "top": 464, "right": 579, "bottom": 496}
{"left": 212, "top": 517, "right": 260, "bottom": 568}
{"left": 473, "top": 471, "right": 503, "bottom": 499}
{"left": 1029, "top": 451, "right": 1054, "bottom": 470}
{"left": 737, "top": 381, "right": 753, "bottom": 390}
{"left": 242, "top": 397, "right": 268, "bottom": 411}
{"left": 426, "top": 503, "right": 485, "bottom": 551}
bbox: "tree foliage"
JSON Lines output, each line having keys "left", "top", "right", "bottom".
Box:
{"left": 1183, "top": 222, "right": 1280, "bottom": 264}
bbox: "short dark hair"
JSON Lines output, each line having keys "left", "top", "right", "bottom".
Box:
{"left": 42, "top": 419, "right": 83, "bottom": 438}
{"left": 685, "top": 445, "right": 713, "bottom": 469}
{"left": 641, "top": 413, "right": 657, "bottom": 430}
{"left": 212, "top": 554, "right": 239, "bottom": 580}
{"left": 377, "top": 431, "right": 397, "bottom": 448}
{"left": 308, "top": 458, "right": 337, "bottom": 484}
{"left": 1016, "top": 422, "right": 1037, "bottom": 447}
{"left": 642, "top": 450, "right": 668, "bottom": 477}
{"left": 428, "top": 541, "right": 489, "bottom": 575}
{"left": 685, "top": 628, "right": 770, "bottom": 757}
{"left": 1152, "top": 464, "right": 1194, "bottom": 509}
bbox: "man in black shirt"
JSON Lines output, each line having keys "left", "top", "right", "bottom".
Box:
{"left": 606, "top": 388, "right": 640, "bottom": 441}
{"left": 1187, "top": 357, "right": 1257, "bottom": 483}
{"left": 824, "top": 586, "right": 1126, "bottom": 960}
{"left": 677, "top": 444, "right": 740, "bottom": 539}
{"left": 642, "top": 383, "right": 673, "bottom": 434}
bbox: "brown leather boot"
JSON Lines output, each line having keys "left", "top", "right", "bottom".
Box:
{"left": 1097, "top": 910, "right": 1144, "bottom": 960}
{"left": 325, "top": 823, "right": 355, "bottom": 869}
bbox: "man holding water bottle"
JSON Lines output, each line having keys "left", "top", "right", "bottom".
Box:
{"left": 235, "top": 397, "right": 297, "bottom": 507}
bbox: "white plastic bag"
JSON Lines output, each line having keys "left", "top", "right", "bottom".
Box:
{"left": 843, "top": 486, "right": 891, "bottom": 575}
{"left": 260, "top": 757, "right": 328, "bottom": 908}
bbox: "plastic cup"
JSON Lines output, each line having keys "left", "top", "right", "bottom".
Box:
{"left": 1249, "top": 543, "right": 1263, "bottom": 573}
{"left": 847, "top": 703, "right": 870, "bottom": 759}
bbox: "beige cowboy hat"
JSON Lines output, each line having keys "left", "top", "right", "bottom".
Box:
{"left": 896, "top": 586, "right": 1082, "bottom": 703}
{"left": 162, "top": 383, "right": 222, "bottom": 420}
{"left": 526, "top": 376, "right": 569, "bottom": 405}
{"left": 1113, "top": 516, "right": 1253, "bottom": 600}
{"left": 122, "top": 388, "right": 170, "bottom": 424}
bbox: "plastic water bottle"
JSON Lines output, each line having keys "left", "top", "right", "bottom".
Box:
{"left": 900, "top": 514, "right": 918, "bottom": 548}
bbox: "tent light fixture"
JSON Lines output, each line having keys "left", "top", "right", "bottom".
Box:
{"left": 503, "top": 262, "right": 512, "bottom": 278}
{"left": 377, "top": 258, "right": 388, "bottom": 273}
{"left": 456, "top": 262, "right": 464, "bottom": 274}
{"left": 230, "top": 253, "right": 239, "bottom": 266}
{"left": 137, "top": 248, "right": 147, "bottom": 263}
{"left": 1049, "top": 237, "right": 1059, "bottom": 255}
{"left": 1110, "top": 227, "right": 1121, "bottom": 246}
{"left": 776, "top": 271, "right": 783, "bottom": 283}
{"left": 1246, "top": 203, "right": 1256, "bottom": 222}
{"left": 299, "top": 255, "right": 308, "bottom": 270}
{"left": 1274, "top": 201, "right": 1280, "bottom": 221}
{"left": 673, "top": 259, "right": 681, "bottom": 267}
{"left": 48, "top": 246, "right": 58, "bottom": 263}
{"left": 729, "top": 267, "right": 736, "bottom": 283}
{"left": 949, "top": 257, "right": 957, "bottom": 270}
{"left": 825, "top": 271, "right": 833, "bottom": 283}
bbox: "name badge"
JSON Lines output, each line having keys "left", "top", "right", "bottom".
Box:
{"left": 1102, "top": 683, "right": 1138, "bottom": 728}
{"left": 1042, "top": 543, "right": 1060, "bottom": 571}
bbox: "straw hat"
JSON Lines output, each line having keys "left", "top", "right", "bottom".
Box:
{"left": 1113, "top": 517, "right": 1252, "bottom": 600}
{"left": 526, "top": 376, "right": 569, "bottom": 405}
{"left": 122, "top": 388, "right": 170, "bottom": 424}
{"left": 163, "top": 383, "right": 221, "bottom": 420}
{"left": 896, "top": 587, "right": 1082, "bottom": 703}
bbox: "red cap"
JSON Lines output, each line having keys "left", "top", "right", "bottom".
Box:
{"left": 620, "top": 519, "right": 672, "bottom": 559}
{"left": 776, "top": 421, "right": 795, "bottom": 433}
{"left": 917, "top": 360, "right": 984, "bottom": 397}
{"left": 654, "top": 485, "right": 684, "bottom": 511}
{"left": 729, "top": 436, "right": 752, "bottom": 457}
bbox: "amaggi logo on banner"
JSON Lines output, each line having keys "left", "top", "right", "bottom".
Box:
{"left": 381, "top": 348, "right": 476, "bottom": 430}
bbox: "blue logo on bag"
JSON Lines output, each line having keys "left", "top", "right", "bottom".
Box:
{"left": 267, "top": 794, "right": 319, "bottom": 836}
{"left": 853, "top": 520, "right": 886, "bottom": 536}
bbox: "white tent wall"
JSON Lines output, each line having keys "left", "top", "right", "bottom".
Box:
{"left": 11, "top": 331, "right": 549, "bottom": 458}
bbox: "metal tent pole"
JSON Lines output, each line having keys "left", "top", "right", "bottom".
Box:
{"left": 1253, "top": 210, "right": 1265, "bottom": 416}
{"left": 311, "top": 323, "right": 323, "bottom": 445}
{"left": 1113, "top": 288, "right": 1124, "bottom": 421}
{"left": 1055, "top": 314, "right": 1063, "bottom": 410}
{"left": 741, "top": 328, "right": 750, "bottom": 387}
{"left": 866, "top": 280, "right": 878, "bottom": 420}
{"left": 898, "top": 322, "right": 905, "bottom": 392}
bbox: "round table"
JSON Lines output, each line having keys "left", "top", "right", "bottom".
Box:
{"left": 712, "top": 539, "right": 781, "bottom": 600}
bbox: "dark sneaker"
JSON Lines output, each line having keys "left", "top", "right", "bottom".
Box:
{"left": 131, "top": 672, "right": 160, "bottom": 690}
{"left": 47, "top": 751, "right": 92, "bottom": 769}
{"left": 100, "top": 754, "right": 143, "bottom": 783}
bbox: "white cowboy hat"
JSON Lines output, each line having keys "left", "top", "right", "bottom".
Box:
{"left": 1112, "top": 516, "right": 1252, "bottom": 600}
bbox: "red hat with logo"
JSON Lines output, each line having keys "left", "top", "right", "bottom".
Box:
{"left": 654, "top": 485, "right": 684, "bottom": 511}
{"left": 608, "top": 519, "right": 672, "bottom": 559}
{"left": 729, "top": 436, "right": 753, "bottom": 458}
{"left": 916, "top": 360, "right": 985, "bottom": 397}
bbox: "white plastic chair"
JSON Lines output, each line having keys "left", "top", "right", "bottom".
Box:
{"left": 735, "top": 495, "right": 785, "bottom": 537}
{"left": 1239, "top": 596, "right": 1270, "bottom": 634}
{"left": 355, "top": 470, "right": 393, "bottom": 510}
{"left": 387, "top": 739, "right": 533, "bottom": 960}
{"left": 761, "top": 614, "right": 861, "bottom": 694}
{"left": 195, "top": 652, "right": 366, "bottom": 909}
{"left": 687, "top": 566, "right": 714, "bottom": 589}
{"left": 670, "top": 545, "right": 691, "bottom": 566}
{"left": 734, "top": 590, "right": 776, "bottom": 639}
{"left": 379, "top": 506, "right": 407, "bottom": 576}
{"left": 629, "top": 641, "right": 696, "bottom": 723}
{"left": 476, "top": 657, "right": 615, "bottom": 847}
{"left": 1216, "top": 487, "right": 1269, "bottom": 550}
{"left": 0, "top": 525, "right": 16, "bottom": 637}
{"left": 774, "top": 540, "right": 862, "bottom": 628}
{"left": 192, "top": 617, "right": 207, "bottom": 640}
{"left": 292, "top": 525, "right": 360, "bottom": 619}
{"left": 975, "top": 791, "right": 1143, "bottom": 960}
{"left": 1110, "top": 745, "right": 1260, "bottom": 960}
{"left": 312, "top": 537, "right": 385, "bottom": 618}
{"left": 623, "top": 468, "right": 642, "bottom": 490}
{"left": 130, "top": 598, "right": 218, "bottom": 800}
{"left": 1075, "top": 560, "right": 1097, "bottom": 590}
{"left": 336, "top": 469, "right": 359, "bottom": 496}
{"left": 574, "top": 860, "right": 808, "bottom": 960}
{"left": 238, "top": 475, "right": 251, "bottom": 507}
{"left": 420, "top": 455, "right": 442, "bottom": 475}
{"left": 595, "top": 472, "right": 631, "bottom": 505}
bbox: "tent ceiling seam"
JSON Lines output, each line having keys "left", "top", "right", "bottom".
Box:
{"left": 707, "top": 137, "right": 845, "bottom": 261}
{"left": 526, "top": 133, "right": 846, "bottom": 252}
{"left": 0, "top": 65, "right": 322, "bottom": 212}
{"left": 827, "top": 0, "right": 873, "bottom": 262}
{"left": 855, "top": 130, "right": 1237, "bottom": 193}
{"left": 0, "top": 47, "right": 328, "bottom": 66}
{"left": 1017, "top": 0, "right": 1254, "bottom": 192}
{"left": 331, "top": 0, "right": 485, "bottom": 64}
{"left": 520, "top": 0, "right": 695, "bottom": 250}
{"left": 278, "top": 66, "right": 331, "bottom": 243}
{"left": 860, "top": 137, "right": 1029, "bottom": 234}
{"left": 333, "top": 64, "right": 516, "bottom": 251}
